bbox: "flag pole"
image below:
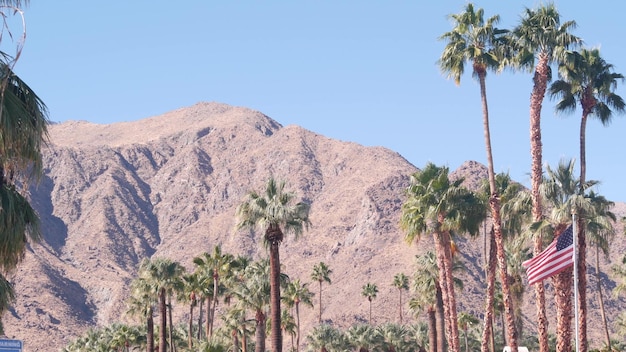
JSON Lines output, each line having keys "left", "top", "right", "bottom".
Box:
{"left": 572, "top": 213, "right": 580, "bottom": 352}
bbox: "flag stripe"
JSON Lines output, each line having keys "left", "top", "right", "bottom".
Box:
{"left": 523, "top": 225, "right": 574, "bottom": 286}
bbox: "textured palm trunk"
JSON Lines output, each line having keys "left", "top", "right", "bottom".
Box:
{"left": 596, "top": 244, "right": 611, "bottom": 350}
{"left": 441, "top": 229, "right": 460, "bottom": 352}
{"left": 206, "top": 296, "right": 212, "bottom": 342}
{"left": 188, "top": 298, "right": 194, "bottom": 349}
{"left": 147, "top": 308, "right": 155, "bottom": 352}
{"left": 481, "top": 227, "right": 497, "bottom": 352}
{"left": 577, "top": 111, "right": 590, "bottom": 352}
{"left": 398, "top": 288, "right": 403, "bottom": 324}
{"left": 553, "top": 268, "right": 573, "bottom": 352}
{"left": 433, "top": 231, "right": 453, "bottom": 351}
{"left": 197, "top": 298, "right": 203, "bottom": 340}
{"left": 168, "top": 295, "right": 174, "bottom": 352}
{"left": 296, "top": 301, "right": 301, "bottom": 352}
{"left": 435, "top": 284, "right": 446, "bottom": 352}
{"left": 269, "top": 240, "right": 283, "bottom": 352}
{"left": 478, "top": 70, "right": 519, "bottom": 352}
{"left": 233, "top": 329, "right": 239, "bottom": 352}
{"left": 318, "top": 281, "right": 323, "bottom": 323}
{"left": 210, "top": 271, "right": 219, "bottom": 340}
{"left": 159, "top": 288, "right": 167, "bottom": 352}
{"left": 368, "top": 298, "right": 372, "bottom": 324}
{"left": 255, "top": 309, "right": 266, "bottom": 352}
{"left": 530, "top": 53, "right": 550, "bottom": 352}
{"left": 427, "top": 306, "right": 437, "bottom": 352}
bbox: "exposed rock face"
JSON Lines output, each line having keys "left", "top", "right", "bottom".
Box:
{"left": 5, "top": 102, "right": 625, "bottom": 350}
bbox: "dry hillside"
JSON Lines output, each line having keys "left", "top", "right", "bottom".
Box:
{"left": 4, "top": 102, "right": 626, "bottom": 351}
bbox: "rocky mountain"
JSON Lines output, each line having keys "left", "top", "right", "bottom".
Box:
{"left": 4, "top": 102, "right": 626, "bottom": 351}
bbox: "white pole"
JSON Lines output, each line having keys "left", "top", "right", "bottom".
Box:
{"left": 572, "top": 213, "right": 580, "bottom": 352}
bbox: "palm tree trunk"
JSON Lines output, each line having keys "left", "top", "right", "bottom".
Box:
{"left": 478, "top": 71, "right": 519, "bottom": 351}
{"left": 553, "top": 268, "right": 573, "bottom": 352}
{"left": 434, "top": 232, "right": 453, "bottom": 351}
{"left": 188, "top": 301, "right": 194, "bottom": 349}
{"left": 198, "top": 298, "right": 203, "bottom": 340}
{"left": 269, "top": 241, "right": 283, "bottom": 352}
{"left": 530, "top": 54, "right": 550, "bottom": 352}
{"left": 578, "top": 113, "right": 589, "bottom": 352}
{"left": 368, "top": 299, "right": 373, "bottom": 324}
{"left": 427, "top": 306, "right": 437, "bottom": 352}
{"left": 318, "top": 281, "right": 323, "bottom": 323}
{"left": 147, "top": 308, "right": 155, "bottom": 352}
{"left": 233, "top": 329, "right": 239, "bottom": 352}
{"left": 206, "top": 296, "right": 212, "bottom": 343}
{"left": 596, "top": 244, "right": 611, "bottom": 350}
{"left": 481, "top": 227, "right": 497, "bottom": 352}
{"left": 296, "top": 302, "right": 301, "bottom": 352}
{"left": 210, "top": 271, "right": 219, "bottom": 340}
{"left": 168, "top": 295, "right": 175, "bottom": 352}
{"left": 255, "top": 309, "right": 266, "bottom": 352}
{"left": 399, "top": 289, "right": 403, "bottom": 324}
{"left": 159, "top": 289, "right": 167, "bottom": 352}
{"left": 435, "top": 284, "right": 446, "bottom": 352}
{"left": 441, "top": 229, "right": 461, "bottom": 352}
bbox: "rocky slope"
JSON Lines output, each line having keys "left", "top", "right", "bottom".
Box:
{"left": 4, "top": 102, "right": 625, "bottom": 351}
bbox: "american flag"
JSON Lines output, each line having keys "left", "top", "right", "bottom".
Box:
{"left": 522, "top": 225, "right": 574, "bottom": 286}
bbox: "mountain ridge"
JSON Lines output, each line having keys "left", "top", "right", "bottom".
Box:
{"left": 5, "top": 101, "right": 625, "bottom": 351}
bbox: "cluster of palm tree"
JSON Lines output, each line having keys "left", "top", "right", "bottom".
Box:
{"left": 432, "top": 2, "right": 625, "bottom": 352}
{"left": 305, "top": 322, "right": 430, "bottom": 352}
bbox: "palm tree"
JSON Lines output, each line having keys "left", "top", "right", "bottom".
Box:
{"left": 127, "top": 276, "right": 156, "bottom": 352}
{"left": 458, "top": 312, "right": 479, "bottom": 352}
{"left": 236, "top": 177, "right": 311, "bottom": 352}
{"left": 400, "top": 162, "right": 485, "bottom": 352}
{"left": 377, "top": 323, "right": 409, "bottom": 352}
{"left": 194, "top": 245, "right": 238, "bottom": 340}
{"left": 311, "top": 262, "right": 332, "bottom": 324}
{"left": 346, "top": 324, "right": 382, "bottom": 352}
{"left": 392, "top": 273, "right": 409, "bottom": 324}
{"left": 138, "top": 257, "right": 185, "bottom": 352}
{"left": 361, "top": 283, "right": 378, "bottom": 325}
{"left": 0, "top": 61, "right": 49, "bottom": 332}
{"left": 283, "top": 279, "right": 314, "bottom": 351}
{"left": 510, "top": 6, "right": 581, "bottom": 351}
{"left": 179, "top": 272, "right": 201, "bottom": 349}
{"left": 549, "top": 47, "right": 625, "bottom": 349}
{"left": 584, "top": 192, "right": 616, "bottom": 350}
{"left": 305, "top": 324, "right": 346, "bottom": 352}
{"left": 535, "top": 159, "right": 598, "bottom": 352}
{"left": 280, "top": 309, "right": 298, "bottom": 352}
{"left": 409, "top": 252, "right": 443, "bottom": 352}
{"left": 439, "top": 4, "right": 520, "bottom": 350}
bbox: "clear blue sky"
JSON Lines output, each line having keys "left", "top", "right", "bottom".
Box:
{"left": 9, "top": 1, "right": 626, "bottom": 202}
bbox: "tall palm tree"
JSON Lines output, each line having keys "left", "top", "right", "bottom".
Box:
{"left": 510, "top": 6, "right": 581, "bottom": 351}
{"left": 392, "top": 273, "right": 409, "bottom": 324}
{"left": 458, "top": 312, "right": 479, "bottom": 352}
{"left": 410, "top": 251, "right": 445, "bottom": 352}
{"left": 283, "top": 279, "right": 314, "bottom": 352}
{"left": 194, "top": 245, "right": 237, "bottom": 340}
{"left": 439, "top": 4, "right": 520, "bottom": 350}
{"left": 236, "top": 177, "right": 311, "bottom": 352}
{"left": 549, "top": 47, "right": 625, "bottom": 349}
{"left": 138, "top": 257, "right": 185, "bottom": 352}
{"left": 127, "top": 276, "right": 156, "bottom": 352}
{"left": 311, "top": 262, "right": 332, "bottom": 324}
{"left": 361, "top": 283, "right": 378, "bottom": 325}
{"left": 535, "top": 159, "right": 598, "bottom": 352}
{"left": 400, "top": 162, "right": 485, "bottom": 352}
{"left": 179, "top": 272, "right": 201, "bottom": 349}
